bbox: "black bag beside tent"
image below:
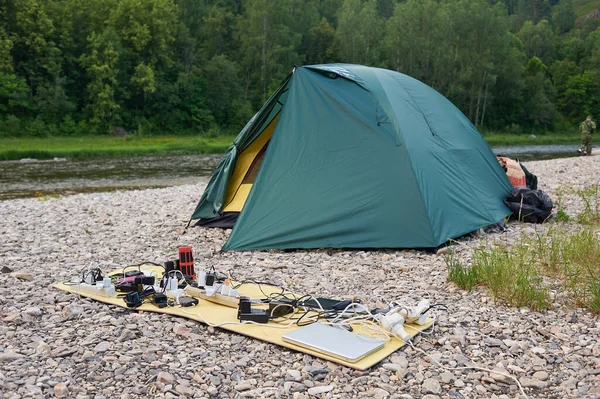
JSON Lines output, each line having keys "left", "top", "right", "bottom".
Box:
{"left": 519, "top": 162, "right": 538, "bottom": 190}
{"left": 504, "top": 187, "right": 553, "bottom": 223}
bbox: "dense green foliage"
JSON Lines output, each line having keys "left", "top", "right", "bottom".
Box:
{"left": 0, "top": 0, "right": 599, "bottom": 137}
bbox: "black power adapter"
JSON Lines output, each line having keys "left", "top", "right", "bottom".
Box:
{"left": 152, "top": 293, "right": 168, "bottom": 308}
{"left": 205, "top": 272, "right": 216, "bottom": 287}
{"left": 179, "top": 296, "right": 199, "bottom": 307}
{"left": 237, "top": 296, "right": 269, "bottom": 323}
{"left": 268, "top": 300, "right": 295, "bottom": 317}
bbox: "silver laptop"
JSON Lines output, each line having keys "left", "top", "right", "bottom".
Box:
{"left": 282, "top": 322, "right": 385, "bottom": 363}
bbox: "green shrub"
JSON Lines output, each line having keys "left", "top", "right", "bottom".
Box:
{"left": 25, "top": 118, "right": 50, "bottom": 138}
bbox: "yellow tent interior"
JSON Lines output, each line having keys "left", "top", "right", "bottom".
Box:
{"left": 222, "top": 113, "right": 280, "bottom": 212}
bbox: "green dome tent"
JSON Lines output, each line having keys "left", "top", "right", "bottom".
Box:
{"left": 191, "top": 64, "right": 512, "bottom": 250}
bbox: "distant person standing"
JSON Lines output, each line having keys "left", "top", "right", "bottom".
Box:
{"left": 578, "top": 115, "right": 596, "bottom": 156}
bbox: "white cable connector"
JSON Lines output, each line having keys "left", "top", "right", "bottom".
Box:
{"left": 399, "top": 299, "right": 432, "bottom": 325}
{"left": 375, "top": 312, "right": 411, "bottom": 342}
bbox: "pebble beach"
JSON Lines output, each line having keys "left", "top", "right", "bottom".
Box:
{"left": 1, "top": 154, "right": 599, "bottom": 399}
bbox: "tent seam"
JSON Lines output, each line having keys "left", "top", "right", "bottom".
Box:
{"left": 375, "top": 71, "right": 439, "bottom": 245}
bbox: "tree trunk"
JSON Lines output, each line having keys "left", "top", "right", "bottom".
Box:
{"left": 468, "top": 83, "right": 476, "bottom": 122}
{"left": 261, "top": 14, "right": 267, "bottom": 102}
{"left": 475, "top": 70, "right": 487, "bottom": 127}
{"left": 481, "top": 83, "right": 489, "bottom": 127}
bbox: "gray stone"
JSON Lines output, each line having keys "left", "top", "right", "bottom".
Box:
{"left": 561, "top": 377, "right": 578, "bottom": 389}
{"left": 117, "top": 330, "right": 136, "bottom": 342}
{"left": 489, "top": 368, "right": 512, "bottom": 383}
{"left": 422, "top": 378, "right": 441, "bottom": 395}
{"left": 382, "top": 363, "right": 404, "bottom": 372}
{"left": 0, "top": 352, "right": 24, "bottom": 362}
{"left": 532, "top": 371, "right": 549, "bottom": 381}
{"left": 10, "top": 272, "right": 33, "bottom": 281}
{"left": 156, "top": 371, "right": 174, "bottom": 385}
{"left": 23, "top": 307, "right": 43, "bottom": 317}
{"left": 284, "top": 381, "right": 305, "bottom": 393}
{"left": 307, "top": 385, "right": 334, "bottom": 395}
{"left": 175, "top": 384, "right": 195, "bottom": 396}
{"left": 235, "top": 381, "right": 252, "bottom": 391}
{"left": 390, "top": 356, "right": 409, "bottom": 369}
{"left": 440, "top": 372, "right": 454, "bottom": 384}
{"left": 62, "top": 304, "right": 84, "bottom": 319}
{"left": 484, "top": 337, "right": 504, "bottom": 347}
{"left": 371, "top": 387, "right": 390, "bottom": 399}
{"left": 520, "top": 378, "right": 549, "bottom": 389}
{"left": 93, "top": 341, "right": 110, "bottom": 353}
{"left": 287, "top": 370, "right": 302, "bottom": 381}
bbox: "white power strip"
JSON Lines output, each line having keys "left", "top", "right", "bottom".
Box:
{"left": 75, "top": 283, "right": 116, "bottom": 297}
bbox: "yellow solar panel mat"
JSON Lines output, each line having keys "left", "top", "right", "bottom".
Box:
{"left": 54, "top": 266, "right": 432, "bottom": 370}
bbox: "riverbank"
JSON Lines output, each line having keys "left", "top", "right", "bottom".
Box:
{"left": 0, "top": 133, "right": 581, "bottom": 161}
{"left": 482, "top": 132, "right": 580, "bottom": 146}
{"left": 0, "top": 135, "right": 236, "bottom": 161}
{"left": 0, "top": 155, "right": 599, "bottom": 398}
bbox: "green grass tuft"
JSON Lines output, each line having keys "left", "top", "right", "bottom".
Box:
{"left": 575, "top": 184, "right": 600, "bottom": 225}
{"left": 447, "top": 225, "right": 600, "bottom": 313}
{"left": 446, "top": 248, "right": 480, "bottom": 291}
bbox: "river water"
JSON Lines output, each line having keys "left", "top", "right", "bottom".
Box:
{"left": 0, "top": 144, "right": 584, "bottom": 201}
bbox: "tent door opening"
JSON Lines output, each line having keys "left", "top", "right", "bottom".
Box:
{"left": 222, "top": 113, "right": 280, "bottom": 212}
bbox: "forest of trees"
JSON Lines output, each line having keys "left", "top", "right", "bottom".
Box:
{"left": 0, "top": 0, "right": 599, "bottom": 137}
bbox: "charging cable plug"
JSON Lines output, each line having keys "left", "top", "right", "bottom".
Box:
{"left": 412, "top": 299, "right": 430, "bottom": 317}
{"left": 375, "top": 312, "right": 413, "bottom": 341}
{"left": 414, "top": 313, "right": 432, "bottom": 326}
{"left": 391, "top": 323, "right": 412, "bottom": 342}
{"left": 378, "top": 312, "right": 404, "bottom": 331}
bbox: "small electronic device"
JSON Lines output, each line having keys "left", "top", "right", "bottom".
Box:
{"left": 282, "top": 322, "right": 385, "bottom": 363}
{"left": 178, "top": 296, "right": 198, "bottom": 307}
{"left": 123, "top": 287, "right": 155, "bottom": 308}
{"left": 115, "top": 275, "right": 155, "bottom": 293}
{"left": 152, "top": 293, "right": 168, "bottom": 308}
{"left": 300, "top": 297, "right": 353, "bottom": 311}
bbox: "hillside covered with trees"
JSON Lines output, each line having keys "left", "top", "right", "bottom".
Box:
{"left": 1, "top": 0, "right": 599, "bottom": 137}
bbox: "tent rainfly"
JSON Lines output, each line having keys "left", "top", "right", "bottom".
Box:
{"left": 191, "top": 64, "right": 512, "bottom": 250}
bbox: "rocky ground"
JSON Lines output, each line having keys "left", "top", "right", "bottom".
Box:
{"left": 1, "top": 154, "right": 599, "bottom": 399}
